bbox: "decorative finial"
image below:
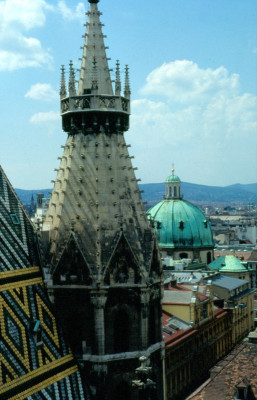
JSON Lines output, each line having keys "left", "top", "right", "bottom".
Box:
{"left": 60, "top": 65, "right": 67, "bottom": 99}
{"left": 124, "top": 65, "right": 131, "bottom": 99}
{"left": 69, "top": 60, "right": 76, "bottom": 96}
{"left": 115, "top": 60, "right": 121, "bottom": 96}
{"left": 172, "top": 163, "right": 175, "bottom": 175}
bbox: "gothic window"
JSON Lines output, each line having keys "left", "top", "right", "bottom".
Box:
{"left": 105, "top": 235, "right": 140, "bottom": 285}
{"left": 113, "top": 310, "right": 130, "bottom": 353}
{"left": 54, "top": 237, "right": 92, "bottom": 285}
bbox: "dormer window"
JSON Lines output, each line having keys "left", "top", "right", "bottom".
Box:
{"left": 10, "top": 214, "right": 20, "bottom": 225}
{"left": 179, "top": 221, "right": 184, "bottom": 230}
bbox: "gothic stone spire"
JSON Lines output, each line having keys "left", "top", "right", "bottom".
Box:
{"left": 43, "top": 1, "right": 163, "bottom": 399}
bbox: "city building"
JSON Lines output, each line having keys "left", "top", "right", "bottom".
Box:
{"left": 206, "top": 274, "right": 254, "bottom": 345}
{"left": 147, "top": 169, "right": 214, "bottom": 265}
{"left": 162, "top": 281, "right": 231, "bottom": 400}
{"left": 0, "top": 165, "right": 88, "bottom": 399}
{"left": 41, "top": 1, "right": 163, "bottom": 399}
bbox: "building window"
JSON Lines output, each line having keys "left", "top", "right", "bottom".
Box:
{"left": 179, "top": 252, "right": 188, "bottom": 259}
{"left": 179, "top": 221, "right": 184, "bottom": 230}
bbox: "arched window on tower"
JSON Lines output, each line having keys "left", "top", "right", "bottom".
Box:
{"left": 169, "top": 186, "right": 172, "bottom": 197}
{"left": 174, "top": 186, "right": 177, "bottom": 197}
{"left": 113, "top": 309, "right": 130, "bottom": 353}
{"left": 207, "top": 251, "right": 212, "bottom": 264}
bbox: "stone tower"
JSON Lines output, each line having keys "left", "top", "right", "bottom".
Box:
{"left": 42, "top": 1, "right": 163, "bottom": 399}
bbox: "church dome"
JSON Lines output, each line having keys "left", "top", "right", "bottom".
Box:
{"left": 148, "top": 199, "right": 214, "bottom": 249}
{"left": 209, "top": 255, "right": 247, "bottom": 272}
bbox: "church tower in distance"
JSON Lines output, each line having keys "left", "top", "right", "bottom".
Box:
{"left": 42, "top": 1, "right": 163, "bottom": 398}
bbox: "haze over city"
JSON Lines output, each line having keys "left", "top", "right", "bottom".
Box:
{"left": 0, "top": 0, "right": 256, "bottom": 189}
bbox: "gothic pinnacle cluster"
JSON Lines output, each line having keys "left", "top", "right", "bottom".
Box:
{"left": 60, "top": 0, "right": 130, "bottom": 135}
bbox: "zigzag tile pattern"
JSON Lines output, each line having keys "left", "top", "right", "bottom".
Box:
{"left": 0, "top": 166, "right": 88, "bottom": 400}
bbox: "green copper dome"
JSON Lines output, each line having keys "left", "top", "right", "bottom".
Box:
{"left": 147, "top": 199, "right": 214, "bottom": 248}
{"left": 166, "top": 174, "right": 181, "bottom": 183}
{"left": 209, "top": 255, "right": 247, "bottom": 272}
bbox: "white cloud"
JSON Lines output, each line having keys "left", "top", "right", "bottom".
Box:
{"left": 25, "top": 83, "right": 58, "bottom": 102}
{"left": 57, "top": 1, "right": 85, "bottom": 21}
{"left": 0, "top": 0, "right": 86, "bottom": 71}
{"left": 0, "top": 0, "right": 54, "bottom": 71}
{"left": 130, "top": 61, "right": 257, "bottom": 186}
{"left": 0, "top": 0, "right": 53, "bottom": 31}
{"left": 30, "top": 111, "right": 59, "bottom": 124}
{"left": 141, "top": 60, "right": 239, "bottom": 104}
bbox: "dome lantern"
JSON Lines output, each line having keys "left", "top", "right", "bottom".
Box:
{"left": 165, "top": 167, "right": 181, "bottom": 200}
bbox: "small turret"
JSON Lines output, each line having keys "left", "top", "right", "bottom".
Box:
{"left": 69, "top": 60, "right": 76, "bottom": 96}
{"left": 60, "top": 65, "right": 67, "bottom": 99}
{"left": 115, "top": 60, "right": 121, "bottom": 96}
{"left": 124, "top": 65, "right": 131, "bottom": 99}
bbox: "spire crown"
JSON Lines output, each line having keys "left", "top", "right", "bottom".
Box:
{"left": 60, "top": 0, "right": 130, "bottom": 134}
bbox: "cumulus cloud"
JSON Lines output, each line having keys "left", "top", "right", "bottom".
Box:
{"left": 0, "top": 0, "right": 53, "bottom": 30}
{"left": 25, "top": 83, "right": 58, "bottom": 102}
{"left": 57, "top": 1, "right": 85, "bottom": 21}
{"left": 0, "top": 0, "right": 85, "bottom": 71}
{"left": 140, "top": 61, "right": 239, "bottom": 104}
{"left": 130, "top": 61, "right": 257, "bottom": 185}
{"left": 0, "top": 0, "right": 54, "bottom": 71}
{"left": 30, "top": 111, "right": 59, "bottom": 124}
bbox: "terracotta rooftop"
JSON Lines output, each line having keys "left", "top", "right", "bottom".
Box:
{"left": 187, "top": 338, "right": 257, "bottom": 399}
{"left": 214, "top": 250, "right": 252, "bottom": 261}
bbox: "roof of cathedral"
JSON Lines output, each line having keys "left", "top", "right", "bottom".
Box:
{"left": 209, "top": 255, "right": 248, "bottom": 272}
{"left": 0, "top": 165, "right": 88, "bottom": 400}
{"left": 187, "top": 339, "right": 257, "bottom": 400}
{"left": 148, "top": 199, "right": 214, "bottom": 249}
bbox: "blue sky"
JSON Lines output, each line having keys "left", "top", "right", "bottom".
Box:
{"left": 0, "top": 0, "right": 257, "bottom": 189}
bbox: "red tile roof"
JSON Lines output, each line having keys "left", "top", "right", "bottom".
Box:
{"left": 187, "top": 339, "right": 257, "bottom": 399}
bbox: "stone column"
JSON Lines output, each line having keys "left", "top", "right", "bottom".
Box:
{"left": 91, "top": 291, "right": 107, "bottom": 356}
{"left": 140, "top": 289, "right": 150, "bottom": 349}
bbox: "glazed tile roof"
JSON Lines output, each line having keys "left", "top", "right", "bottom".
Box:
{"left": 0, "top": 166, "right": 88, "bottom": 400}
{"left": 187, "top": 339, "right": 257, "bottom": 400}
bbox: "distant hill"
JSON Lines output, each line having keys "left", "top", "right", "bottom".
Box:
{"left": 139, "top": 182, "right": 257, "bottom": 206}
{"left": 15, "top": 182, "right": 257, "bottom": 207}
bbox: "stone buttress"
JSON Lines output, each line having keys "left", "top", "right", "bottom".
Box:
{"left": 42, "top": 1, "right": 164, "bottom": 399}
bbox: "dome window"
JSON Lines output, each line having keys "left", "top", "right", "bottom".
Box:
{"left": 179, "top": 221, "right": 184, "bottom": 230}
{"left": 203, "top": 220, "right": 208, "bottom": 228}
